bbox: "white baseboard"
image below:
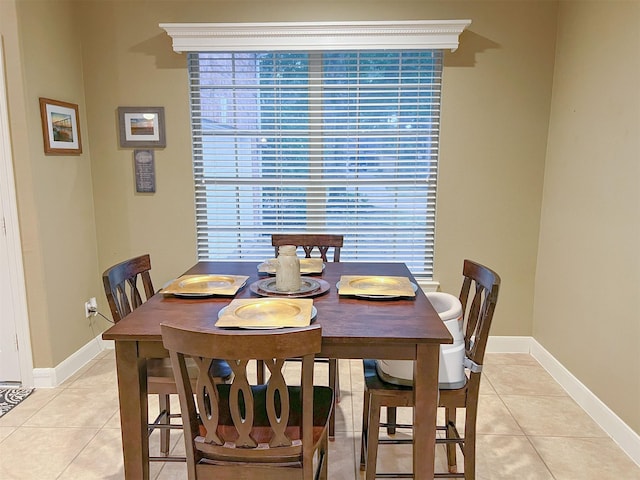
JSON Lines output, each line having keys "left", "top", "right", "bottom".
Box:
{"left": 486, "top": 335, "right": 532, "bottom": 353}
{"left": 32, "top": 334, "right": 107, "bottom": 388}
{"left": 486, "top": 336, "right": 640, "bottom": 467}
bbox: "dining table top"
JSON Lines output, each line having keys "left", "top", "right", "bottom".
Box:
{"left": 102, "top": 261, "right": 452, "bottom": 355}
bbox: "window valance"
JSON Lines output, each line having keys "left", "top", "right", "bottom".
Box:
{"left": 160, "top": 20, "right": 471, "bottom": 53}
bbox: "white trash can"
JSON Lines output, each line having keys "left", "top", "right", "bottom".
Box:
{"left": 376, "top": 291, "right": 466, "bottom": 389}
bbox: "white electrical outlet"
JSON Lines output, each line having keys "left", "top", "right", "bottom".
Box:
{"left": 84, "top": 297, "right": 98, "bottom": 318}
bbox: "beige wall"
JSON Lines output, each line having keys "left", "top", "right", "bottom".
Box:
{"left": 2, "top": 0, "right": 102, "bottom": 368}
{"left": 4, "top": 0, "right": 555, "bottom": 363}
{"left": 76, "top": 0, "right": 556, "bottom": 340}
{"left": 534, "top": 1, "right": 640, "bottom": 432}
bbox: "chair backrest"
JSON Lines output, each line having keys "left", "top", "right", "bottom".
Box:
{"left": 161, "top": 324, "right": 326, "bottom": 470}
{"left": 272, "top": 234, "right": 344, "bottom": 262}
{"left": 102, "top": 254, "right": 155, "bottom": 323}
{"left": 458, "top": 259, "right": 501, "bottom": 373}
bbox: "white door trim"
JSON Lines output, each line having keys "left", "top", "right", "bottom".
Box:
{"left": 0, "top": 37, "right": 34, "bottom": 387}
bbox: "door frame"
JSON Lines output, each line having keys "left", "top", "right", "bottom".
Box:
{"left": 0, "top": 38, "right": 34, "bottom": 387}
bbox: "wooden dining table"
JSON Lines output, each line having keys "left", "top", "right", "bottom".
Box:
{"left": 102, "top": 261, "right": 452, "bottom": 479}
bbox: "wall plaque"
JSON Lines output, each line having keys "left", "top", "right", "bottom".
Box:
{"left": 134, "top": 149, "right": 156, "bottom": 193}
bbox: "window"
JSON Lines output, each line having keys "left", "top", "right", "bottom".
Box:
{"left": 164, "top": 20, "right": 470, "bottom": 278}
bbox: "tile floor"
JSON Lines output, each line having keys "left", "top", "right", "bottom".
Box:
{"left": 0, "top": 351, "right": 638, "bottom": 479}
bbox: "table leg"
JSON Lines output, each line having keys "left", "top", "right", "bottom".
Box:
{"left": 413, "top": 343, "right": 439, "bottom": 480}
{"left": 115, "top": 341, "right": 149, "bottom": 480}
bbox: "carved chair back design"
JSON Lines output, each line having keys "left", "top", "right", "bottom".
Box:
{"left": 102, "top": 254, "right": 154, "bottom": 323}
{"left": 272, "top": 234, "right": 343, "bottom": 262}
{"left": 162, "top": 324, "right": 332, "bottom": 479}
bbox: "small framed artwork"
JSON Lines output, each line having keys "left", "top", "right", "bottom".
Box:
{"left": 133, "top": 149, "right": 156, "bottom": 193}
{"left": 39, "top": 98, "right": 82, "bottom": 155}
{"left": 118, "top": 106, "right": 166, "bottom": 148}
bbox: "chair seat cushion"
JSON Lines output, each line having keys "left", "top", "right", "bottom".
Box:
{"left": 364, "top": 359, "right": 413, "bottom": 391}
{"left": 364, "top": 359, "right": 467, "bottom": 391}
{"left": 198, "top": 384, "right": 333, "bottom": 446}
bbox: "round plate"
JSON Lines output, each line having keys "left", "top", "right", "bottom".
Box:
{"left": 218, "top": 305, "right": 317, "bottom": 329}
{"left": 336, "top": 280, "right": 418, "bottom": 299}
{"left": 250, "top": 277, "right": 331, "bottom": 298}
{"left": 254, "top": 277, "right": 319, "bottom": 295}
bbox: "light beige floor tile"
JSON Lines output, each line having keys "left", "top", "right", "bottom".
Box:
{"left": 368, "top": 434, "right": 413, "bottom": 476}
{"left": 148, "top": 425, "right": 185, "bottom": 458}
{"left": 329, "top": 433, "right": 358, "bottom": 480}
{"left": 110, "top": 430, "right": 185, "bottom": 479}
{"left": 0, "top": 388, "right": 62, "bottom": 427}
{"left": 359, "top": 397, "right": 525, "bottom": 447}
{"left": 338, "top": 357, "right": 353, "bottom": 398}
{"left": 358, "top": 429, "right": 429, "bottom": 478}
{"left": 335, "top": 359, "right": 356, "bottom": 434}
{"left": 24, "top": 387, "right": 119, "bottom": 428}
{"left": 154, "top": 460, "right": 188, "bottom": 480}
{"left": 4, "top": 351, "right": 635, "bottom": 479}
{"left": 475, "top": 434, "right": 554, "bottom": 479}
{"left": 352, "top": 433, "right": 365, "bottom": 475}
{"left": 479, "top": 375, "right": 497, "bottom": 394}
{"left": 0, "top": 426, "right": 98, "bottom": 479}
{"left": 485, "top": 353, "right": 540, "bottom": 366}
{"left": 350, "top": 359, "right": 364, "bottom": 392}
{"left": 59, "top": 358, "right": 104, "bottom": 387}
{"left": 65, "top": 357, "right": 118, "bottom": 389}
{"left": 351, "top": 383, "right": 364, "bottom": 434}
{"left": 530, "top": 436, "right": 640, "bottom": 479}
{"left": 57, "top": 427, "right": 124, "bottom": 479}
{"left": 502, "top": 395, "right": 607, "bottom": 437}
{"left": 311, "top": 360, "right": 331, "bottom": 388}
{"left": 483, "top": 364, "right": 567, "bottom": 396}
{"left": 434, "top": 441, "right": 464, "bottom": 476}
{"left": 147, "top": 430, "right": 185, "bottom": 477}
{"left": 97, "top": 348, "right": 116, "bottom": 360}
{"left": 168, "top": 432, "right": 186, "bottom": 455}
{"left": 476, "top": 395, "right": 525, "bottom": 435}
{"left": 147, "top": 393, "right": 182, "bottom": 422}
{"left": 329, "top": 433, "right": 553, "bottom": 479}
{"left": 0, "top": 426, "right": 16, "bottom": 443}
{"left": 335, "top": 389, "right": 355, "bottom": 434}
{"left": 105, "top": 409, "right": 122, "bottom": 429}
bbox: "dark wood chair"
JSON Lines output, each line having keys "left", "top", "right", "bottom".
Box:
{"left": 161, "top": 323, "right": 333, "bottom": 480}
{"left": 271, "top": 233, "right": 343, "bottom": 438}
{"left": 359, "top": 259, "right": 501, "bottom": 479}
{"left": 102, "top": 254, "right": 231, "bottom": 460}
{"left": 272, "top": 233, "right": 343, "bottom": 262}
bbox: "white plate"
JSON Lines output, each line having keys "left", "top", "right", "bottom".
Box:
{"left": 336, "top": 280, "right": 418, "bottom": 299}
{"left": 217, "top": 305, "right": 317, "bottom": 329}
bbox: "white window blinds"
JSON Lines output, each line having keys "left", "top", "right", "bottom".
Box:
{"left": 188, "top": 49, "right": 443, "bottom": 277}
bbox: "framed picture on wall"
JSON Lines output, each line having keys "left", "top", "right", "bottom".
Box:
{"left": 39, "top": 98, "right": 82, "bottom": 155}
{"left": 117, "top": 106, "right": 166, "bottom": 148}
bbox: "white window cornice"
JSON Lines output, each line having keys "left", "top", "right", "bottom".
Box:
{"left": 159, "top": 19, "right": 471, "bottom": 53}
